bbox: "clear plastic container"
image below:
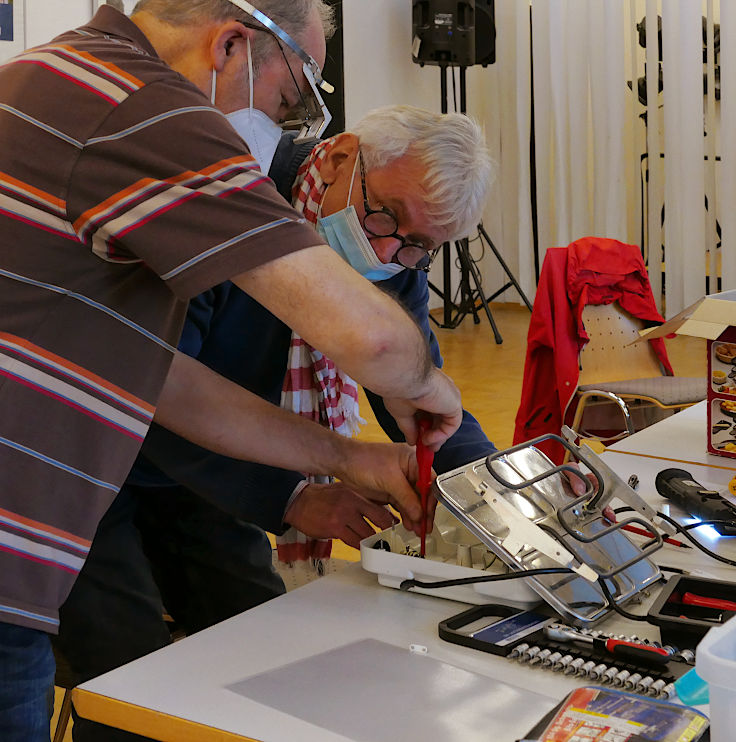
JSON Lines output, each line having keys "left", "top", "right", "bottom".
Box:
{"left": 696, "top": 614, "right": 736, "bottom": 741}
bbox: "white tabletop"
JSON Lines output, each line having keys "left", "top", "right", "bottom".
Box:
{"left": 74, "top": 405, "right": 736, "bottom": 741}
{"left": 75, "top": 564, "right": 585, "bottom": 742}
{"left": 604, "top": 401, "right": 736, "bottom": 472}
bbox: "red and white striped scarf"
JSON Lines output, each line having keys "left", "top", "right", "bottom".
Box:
{"left": 276, "top": 139, "right": 365, "bottom": 564}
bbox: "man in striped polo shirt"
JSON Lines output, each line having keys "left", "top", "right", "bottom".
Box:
{"left": 0, "top": 2, "right": 464, "bottom": 738}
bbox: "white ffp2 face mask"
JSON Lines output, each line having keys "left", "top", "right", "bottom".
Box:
{"left": 216, "top": 38, "right": 283, "bottom": 174}
{"left": 227, "top": 107, "right": 282, "bottom": 174}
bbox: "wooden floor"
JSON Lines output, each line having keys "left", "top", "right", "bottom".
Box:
{"left": 50, "top": 303, "right": 706, "bottom": 741}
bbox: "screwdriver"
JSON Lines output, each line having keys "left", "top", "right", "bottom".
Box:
{"left": 682, "top": 592, "right": 736, "bottom": 612}
{"left": 416, "top": 418, "right": 434, "bottom": 557}
{"left": 544, "top": 624, "right": 671, "bottom": 667}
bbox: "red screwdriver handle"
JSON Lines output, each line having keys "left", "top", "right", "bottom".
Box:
{"left": 683, "top": 592, "right": 736, "bottom": 612}
{"left": 417, "top": 419, "right": 434, "bottom": 557}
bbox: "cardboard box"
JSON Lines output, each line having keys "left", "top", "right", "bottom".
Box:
{"left": 638, "top": 290, "right": 736, "bottom": 459}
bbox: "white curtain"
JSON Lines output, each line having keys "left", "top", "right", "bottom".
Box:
{"left": 483, "top": 0, "right": 728, "bottom": 316}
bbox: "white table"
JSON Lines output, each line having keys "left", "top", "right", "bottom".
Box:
{"left": 73, "top": 406, "right": 736, "bottom": 741}
{"left": 74, "top": 563, "right": 587, "bottom": 742}
{"left": 603, "top": 400, "right": 736, "bottom": 474}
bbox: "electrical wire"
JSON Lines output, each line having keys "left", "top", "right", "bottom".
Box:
{"left": 655, "top": 511, "right": 736, "bottom": 568}
{"left": 597, "top": 577, "right": 650, "bottom": 622}
{"left": 399, "top": 567, "right": 573, "bottom": 592}
{"left": 680, "top": 520, "right": 736, "bottom": 531}
{"left": 400, "top": 567, "right": 652, "bottom": 623}
{"left": 615, "top": 506, "right": 736, "bottom": 568}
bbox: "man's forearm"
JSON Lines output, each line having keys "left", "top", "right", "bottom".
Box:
{"left": 154, "top": 352, "right": 351, "bottom": 476}
{"left": 231, "top": 244, "right": 433, "bottom": 399}
{"left": 155, "top": 353, "right": 426, "bottom": 524}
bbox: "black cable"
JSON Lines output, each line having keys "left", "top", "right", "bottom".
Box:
{"left": 680, "top": 520, "right": 736, "bottom": 531}
{"left": 451, "top": 66, "right": 458, "bottom": 112}
{"left": 402, "top": 567, "right": 652, "bottom": 623}
{"left": 616, "top": 506, "right": 735, "bottom": 531}
{"left": 613, "top": 505, "right": 736, "bottom": 567}
{"left": 597, "top": 577, "right": 650, "bottom": 622}
{"left": 655, "top": 511, "right": 736, "bottom": 568}
{"left": 399, "top": 567, "right": 572, "bottom": 591}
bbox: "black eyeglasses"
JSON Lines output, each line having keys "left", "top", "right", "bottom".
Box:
{"left": 358, "top": 151, "right": 436, "bottom": 272}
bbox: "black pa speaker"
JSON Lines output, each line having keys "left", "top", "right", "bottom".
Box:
{"left": 474, "top": 0, "right": 496, "bottom": 66}
{"left": 412, "top": 1, "right": 476, "bottom": 67}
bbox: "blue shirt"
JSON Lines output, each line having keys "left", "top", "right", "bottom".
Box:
{"left": 130, "top": 269, "right": 495, "bottom": 534}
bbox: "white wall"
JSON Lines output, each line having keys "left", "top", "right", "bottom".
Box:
{"left": 24, "top": 0, "right": 95, "bottom": 48}
{"left": 342, "top": 0, "right": 439, "bottom": 124}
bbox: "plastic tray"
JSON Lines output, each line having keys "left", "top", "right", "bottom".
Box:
{"left": 360, "top": 505, "right": 541, "bottom": 608}
{"left": 648, "top": 574, "right": 736, "bottom": 648}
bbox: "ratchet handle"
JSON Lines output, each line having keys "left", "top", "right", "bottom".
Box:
{"left": 600, "top": 639, "right": 670, "bottom": 666}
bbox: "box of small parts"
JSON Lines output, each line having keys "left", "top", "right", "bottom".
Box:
{"left": 360, "top": 504, "right": 540, "bottom": 608}
{"left": 638, "top": 289, "right": 736, "bottom": 459}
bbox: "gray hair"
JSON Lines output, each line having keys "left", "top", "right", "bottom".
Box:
{"left": 132, "top": 0, "right": 335, "bottom": 65}
{"left": 352, "top": 106, "right": 494, "bottom": 243}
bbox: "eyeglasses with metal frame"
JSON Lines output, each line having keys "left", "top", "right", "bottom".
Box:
{"left": 226, "top": 0, "right": 333, "bottom": 141}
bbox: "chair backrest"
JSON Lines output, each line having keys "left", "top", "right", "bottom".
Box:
{"left": 578, "top": 302, "right": 664, "bottom": 385}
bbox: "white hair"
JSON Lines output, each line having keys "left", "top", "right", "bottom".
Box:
{"left": 351, "top": 105, "right": 494, "bottom": 243}
{"left": 132, "top": 0, "right": 335, "bottom": 65}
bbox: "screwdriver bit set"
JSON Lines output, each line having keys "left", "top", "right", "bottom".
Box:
{"left": 438, "top": 604, "right": 694, "bottom": 701}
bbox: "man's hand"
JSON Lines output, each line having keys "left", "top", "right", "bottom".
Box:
{"left": 283, "top": 482, "right": 399, "bottom": 549}
{"left": 563, "top": 466, "right": 615, "bottom": 521}
{"left": 382, "top": 367, "right": 462, "bottom": 451}
{"left": 332, "top": 440, "right": 427, "bottom": 534}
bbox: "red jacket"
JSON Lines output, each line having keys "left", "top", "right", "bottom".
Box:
{"left": 513, "top": 237, "right": 672, "bottom": 462}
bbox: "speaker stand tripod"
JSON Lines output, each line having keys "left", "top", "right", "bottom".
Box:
{"left": 428, "top": 65, "right": 532, "bottom": 344}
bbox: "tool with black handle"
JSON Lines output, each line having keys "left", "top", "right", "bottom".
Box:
{"left": 544, "top": 624, "right": 671, "bottom": 667}
{"left": 655, "top": 468, "right": 736, "bottom": 536}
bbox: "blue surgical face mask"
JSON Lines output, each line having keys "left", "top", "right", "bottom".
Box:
{"left": 316, "top": 156, "right": 404, "bottom": 282}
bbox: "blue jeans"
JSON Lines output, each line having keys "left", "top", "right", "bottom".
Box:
{"left": 0, "top": 621, "right": 55, "bottom": 742}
